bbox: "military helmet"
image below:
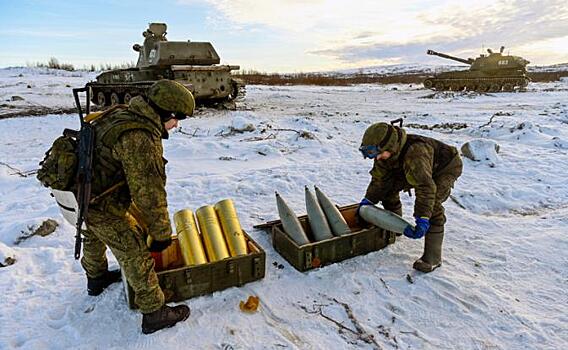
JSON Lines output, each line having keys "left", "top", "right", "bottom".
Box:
{"left": 361, "top": 122, "right": 406, "bottom": 154}
{"left": 147, "top": 79, "right": 195, "bottom": 120}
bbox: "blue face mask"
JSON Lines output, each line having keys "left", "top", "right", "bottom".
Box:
{"left": 359, "top": 145, "right": 381, "bottom": 159}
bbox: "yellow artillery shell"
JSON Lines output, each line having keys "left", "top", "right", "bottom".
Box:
{"left": 173, "top": 209, "right": 208, "bottom": 266}
{"left": 196, "top": 205, "right": 230, "bottom": 262}
{"left": 214, "top": 199, "right": 248, "bottom": 256}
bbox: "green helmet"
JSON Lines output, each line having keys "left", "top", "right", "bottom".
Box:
{"left": 361, "top": 122, "right": 406, "bottom": 154}
{"left": 147, "top": 79, "right": 195, "bottom": 118}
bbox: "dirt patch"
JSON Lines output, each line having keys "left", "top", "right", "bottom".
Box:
{"left": 0, "top": 256, "right": 16, "bottom": 268}
{"left": 0, "top": 106, "right": 77, "bottom": 120}
{"left": 15, "top": 219, "right": 59, "bottom": 245}
{"left": 406, "top": 122, "right": 468, "bottom": 131}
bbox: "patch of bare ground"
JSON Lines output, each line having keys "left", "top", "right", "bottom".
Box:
{"left": 0, "top": 106, "right": 78, "bottom": 119}
{"left": 235, "top": 71, "right": 568, "bottom": 86}
{"left": 15, "top": 219, "right": 59, "bottom": 245}
{"left": 236, "top": 72, "right": 429, "bottom": 86}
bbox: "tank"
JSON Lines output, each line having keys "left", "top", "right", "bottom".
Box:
{"left": 87, "top": 23, "right": 244, "bottom": 107}
{"left": 423, "top": 46, "right": 530, "bottom": 92}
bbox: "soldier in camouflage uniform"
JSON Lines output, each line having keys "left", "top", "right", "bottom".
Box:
{"left": 358, "top": 122, "right": 462, "bottom": 273}
{"left": 82, "top": 80, "right": 195, "bottom": 334}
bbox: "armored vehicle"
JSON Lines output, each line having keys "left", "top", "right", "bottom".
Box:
{"left": 423, "top": 47, "right": 530, "bottom": 92}
{"left": 87, "top": 23, "right": 243, "bottom": 107}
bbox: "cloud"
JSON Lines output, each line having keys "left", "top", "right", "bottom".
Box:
{"left": 311, "top": 0, "right": 568, "bottom": 64}
{"left": 180, "top": 0, "right": 568, "bottom": 66}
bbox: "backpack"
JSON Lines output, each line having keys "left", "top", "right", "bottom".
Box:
{"left": 37, "top": 132, "right": 79, "bottom": 191}
{"left": 36, "top": 106, "right": 125, "bottom": 192}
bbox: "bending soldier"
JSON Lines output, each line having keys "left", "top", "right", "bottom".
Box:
{"left": 358, "top": 122, "right": 462, "bottom": 273}
{"left": 82, "top": 80, "right": 195, "bottom": 334}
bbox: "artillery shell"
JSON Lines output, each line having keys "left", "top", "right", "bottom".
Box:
{"left": 275, "top": 192, "right": 310, "bottom": 246}
{"left": 173, "top": 209, "right": 208, "bottom": 265}
{"left": 214, "top": 199, "right": 248, "bottom": 256}
{"left": 196, "top": 205, "right": 230, "bottom": 262}
{"left": 314, "top": 186, "right": 351, "bottom": 236}
{"left": 359, "top": 204, "right": 415, "bottom": 234}
{"left": 305, "top": 186, "right": 334, "bottom": 241}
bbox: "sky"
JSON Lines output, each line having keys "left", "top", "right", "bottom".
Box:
{"left": 1, "top": 0, "right": 567, "bottom": 72}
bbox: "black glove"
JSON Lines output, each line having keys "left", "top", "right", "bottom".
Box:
{"left": 148, "top": 238, "right": 172, "bottom": 253}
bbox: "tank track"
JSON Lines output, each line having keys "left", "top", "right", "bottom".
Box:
{"left": 423, "top": 77, "right": 530, "bottom": 92}
{"left": 229, "top": 78, "right": 246, "bottom": 102}
{"left": 87, "top": 80, "right": 246, "bottom": 108}
{"left": 86, "top": 82, "right": 154, "bottom": 107}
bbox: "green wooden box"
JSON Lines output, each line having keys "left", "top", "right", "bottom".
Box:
{"left": 123, "top": 230, "right": 265, "bottom": 309}
{"left": 255, "top": 204, "right": 396, "bottom": 272}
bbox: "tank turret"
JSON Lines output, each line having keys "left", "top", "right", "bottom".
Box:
{"left": 87, "top": 23, "right": 244, "bottom": 107}
{"left": 423, "top": 46, "right": 530, "bottom": 92}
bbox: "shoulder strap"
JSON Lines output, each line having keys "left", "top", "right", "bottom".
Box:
{"left": 399, "top": 133, "right": 425, "bottom": 160}
{"left": 401, "top": 134, "right": 457, "bottom": 172}
{"left": 85, "top": 104, "right": 128, "bottom": 123}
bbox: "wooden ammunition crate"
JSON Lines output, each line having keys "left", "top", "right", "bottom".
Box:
{"left": 254, "top": 204, "right": 396, "bottom": 272}
{"left": 123, "top": 230, "right": 265, "bottom": 309}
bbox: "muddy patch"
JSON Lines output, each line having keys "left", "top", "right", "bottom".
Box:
{"left": 15, "top": 219, "right": 59, "bottom": 245}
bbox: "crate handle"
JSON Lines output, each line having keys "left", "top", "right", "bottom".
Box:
{"left": 227, "top": 261, "right": 236, "bottom": 274}
{"left": 253, "top": 257, "right": 262, "bottom": 278}
{"left": 304, "top": 251, "right": 312, "bottom": 270}
{"left": 388, "top": 231, "right": 396, "bottom": 244}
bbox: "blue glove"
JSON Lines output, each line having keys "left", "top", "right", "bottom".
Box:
{"left": 403, "top": 217, "right": 430, "bottom": 239}
{"left": 357, "top": 198, "right": 374, "bottom": 216}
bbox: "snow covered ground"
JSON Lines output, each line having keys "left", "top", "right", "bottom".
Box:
{"left": 0, "top": 68, "right": 567, "bottom": 349}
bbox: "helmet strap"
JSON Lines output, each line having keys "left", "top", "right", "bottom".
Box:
{"left": 378, "top": 124, "right": 394, "bottom": 149}
{"left": 148, "top": 98, "right": 173, "bottom": 122}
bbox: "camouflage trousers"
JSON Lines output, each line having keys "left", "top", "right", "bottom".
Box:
{"left": 82, "top": 204, "right": 164, "bottom": 313}
{"left": 365, "top": 155, "right": 463, "bottom": 234}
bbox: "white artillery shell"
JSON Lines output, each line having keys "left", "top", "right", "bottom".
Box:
{"left": 275, "top": 192, "right": 310, "bottom": 245}
{"left": 359, "top": 205, "right": 415, "bottom": 234}
{"left": 314, "top": 186, "right": 351, "bottom": 236}
{"left": 305, "top": 186, "right": 334, "bottom": 241}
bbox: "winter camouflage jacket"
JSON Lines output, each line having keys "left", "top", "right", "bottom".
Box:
{"left": 88, "top": 96, "right": 172, "bottom": 241}
{"left": 368, "top": 127, "right": 459, "bottom": 218}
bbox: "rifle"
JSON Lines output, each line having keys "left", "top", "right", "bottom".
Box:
{"left": 72, "top": 87, "right": 95, "bottom": 260}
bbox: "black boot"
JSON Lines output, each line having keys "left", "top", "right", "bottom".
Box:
{"left": 142, "top": 304, "right": 190, "bottom": 334}
{"left": 87, "top": 269, "right": 122, "bottom": 296}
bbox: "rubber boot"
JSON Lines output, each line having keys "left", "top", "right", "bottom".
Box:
{"left": 413, "top": 232, "right": 444, "bottom": 273}
{"left": 142, "top": 304, "right": 190, "bottom": 335}
{"left": 87, "top": 269, "right": 122, "bottom": 296}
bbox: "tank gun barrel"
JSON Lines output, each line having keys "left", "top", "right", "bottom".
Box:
{"left": 427, "top": 49, "right": 473, "bottom": 65}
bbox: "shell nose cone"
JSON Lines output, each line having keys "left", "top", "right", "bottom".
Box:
{"left": 275, "top": 192, "right": 310, "bottom": 246}
{"left": 305, "top": 186, "right": 334, "bottom": 241}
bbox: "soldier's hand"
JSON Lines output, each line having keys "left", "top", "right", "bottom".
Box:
{"left": 403, "top": 217, "right": 430, "bottom": 239}
{"left": 148, "top": 238, "right": 172, "bottom": 252}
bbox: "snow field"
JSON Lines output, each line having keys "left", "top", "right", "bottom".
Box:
{"left": 0, "top": 69, "right": 567, "bottom": 349}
